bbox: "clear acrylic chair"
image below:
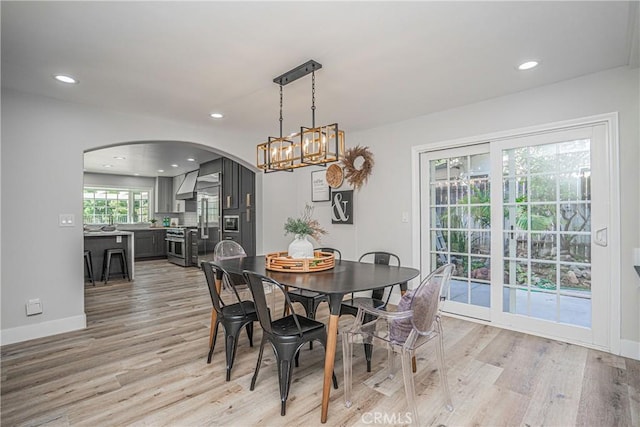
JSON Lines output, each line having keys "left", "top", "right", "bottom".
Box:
{"left": 213, "top": 240, "right": 252, "bottom": 298}
{"left": 213, "top": 239, "right": 247, "bottom": 261}
{"left": 340, "top": 251, "right": 406, "bottom": 372}
{"left": 342, "top": 263, "right": 455, "bottom": 425}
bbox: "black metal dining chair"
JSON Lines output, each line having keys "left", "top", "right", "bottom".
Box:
{"left": 202, "top": 261, "right": 258, "bottom": 381}
{"left": 243, "top": 270, "right": 338, "bottom": 416}
{"left": 340, "top": 251, "right": 406, "bottom": 372}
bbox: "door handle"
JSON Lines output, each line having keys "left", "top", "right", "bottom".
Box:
{"left": 227, "top": 195, "right": 231, "bottom": 208}
{"left": 246, "top": 193, "right": 251, "bottom": 208}
{"left": 200, "top": 199, "right": 208, "bottom": 239}
{"left": 247, "top": 208, "right": 250, "bottom": 222}
{"left": 594, "top": 227, "right": 608, "bottom": 247}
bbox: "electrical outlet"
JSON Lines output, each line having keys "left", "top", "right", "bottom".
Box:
{"left": 401, "top": 212, "right": 409, "bottom": 223}
{"left": 26, "top": 298, "right": 43, "bottom": 316}
{"left": 116, "top": 236, "right": 122, "bottom": 243}
{"left": 59, "top": 214, "right": 75, "bottom": 227}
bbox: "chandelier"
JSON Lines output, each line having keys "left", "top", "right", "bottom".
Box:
{"left": 256, "top": 60, "right": 345, "bottom": 172}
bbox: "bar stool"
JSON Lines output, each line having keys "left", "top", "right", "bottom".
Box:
{"left": 84, "top": 250, "right": 95, "bottom": 286}
{"left": 101, "top": 248, "right": 130, "bottom": 283}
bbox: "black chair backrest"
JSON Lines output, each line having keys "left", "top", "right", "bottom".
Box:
{"left": 243, "top": 270, "right": 305, "bottom": 337}
{"left": 315, "top": 247, "right": 342, "bottom": 261}
{"left": 358, "top": 251, "right": 401, "bottom": 300}
{"left": 358, "top": 251, "right": 401, "bottom": 267}
{"left": 202, "top": 261, "right": 247, "bottom": 316}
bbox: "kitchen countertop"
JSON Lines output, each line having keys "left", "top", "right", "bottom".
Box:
{"left": 83, "top": 230, "right": 134, "bottom": 236}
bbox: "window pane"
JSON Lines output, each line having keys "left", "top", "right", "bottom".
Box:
{"left": 83, "top": 187, "right": 148, "bottom": 224}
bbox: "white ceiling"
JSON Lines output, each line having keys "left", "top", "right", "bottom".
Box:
{"left": 2, "top": 1, "right": 637, "bottom": 177}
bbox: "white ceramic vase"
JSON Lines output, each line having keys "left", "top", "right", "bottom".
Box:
{"left": 288, "top": 234, "right": 314, "bottom": 259}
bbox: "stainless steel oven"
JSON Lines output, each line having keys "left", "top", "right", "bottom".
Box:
{"left": 223, "top": 215, "right": 240, "bottom": 233}
{"left": 166, "top": 227, "right": 193, "bottom": 267}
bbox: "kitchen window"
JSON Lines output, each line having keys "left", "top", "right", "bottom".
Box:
{"left": 83, "top": 187, "right": 150, "bottom": 224}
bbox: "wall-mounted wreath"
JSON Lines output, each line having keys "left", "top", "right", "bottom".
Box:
{"left": 341, "top": 145, "right": 374, "bottom": 190}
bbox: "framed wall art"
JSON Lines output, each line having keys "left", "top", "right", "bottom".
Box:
{"left": 311, "top": 170, "right": 330, "bottom": 202}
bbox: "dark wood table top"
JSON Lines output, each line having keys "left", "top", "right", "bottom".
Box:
{"left": 214, "top": 255, "right": 420, "bottom": 296}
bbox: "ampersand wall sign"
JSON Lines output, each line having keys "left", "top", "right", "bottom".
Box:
{"left": 342, "top": 145, "right": 374, "bottom": 190}
{"left": 331, "top": 190, "right": 353, "bottom": 225}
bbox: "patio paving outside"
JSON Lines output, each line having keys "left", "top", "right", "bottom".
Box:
{"left": 449, "top": 279, "right": 591, "bottom": 328}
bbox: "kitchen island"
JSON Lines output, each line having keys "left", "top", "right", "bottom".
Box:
{"left": 84, "top": 230, "right": 135, "bottom": 282}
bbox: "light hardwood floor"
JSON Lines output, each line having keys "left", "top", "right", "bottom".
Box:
{"left": 1, "top": 260, "right": 638, "bottom": 426}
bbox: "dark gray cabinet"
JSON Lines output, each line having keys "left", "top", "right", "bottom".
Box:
{"left": 199, "top": 157, "right": 256, "bottom": 256}
{"left": 222, "top": 158, "right": 239, "bottom": 210}
{"left": 155, "top": 177, "right": 173, "bottom": 213}
{"left": 239, "top": 167, "right": 255, "bottom": 255}
{"left": 134, "top": 229, "right": 167, "bottom": 259}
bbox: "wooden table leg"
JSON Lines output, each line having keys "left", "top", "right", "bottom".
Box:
{"left": 209, "top": 275, "right": 222, "bottom": 347}
{"left": 209, "top": 310, "right": 217, "bottom": 347}
{"left": 321, "top": 313, "right": 339, "bottom": 423}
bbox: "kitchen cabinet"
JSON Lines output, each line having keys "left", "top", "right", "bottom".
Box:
{"left": 173, "top": 176, "right": 185, "bottom": 212}
{"left": 239, "top": 166, "right": 254, "bottom": 212}
{"left": 239, "top": 166, "right": 255, "bottom": 256}
{"left": 155, "top": 177, "right": 173, "bottom": 213}
{"left": 134, "top": 229, "right": 167, "bottom": 259}
{"left": 201, "top": 157, "right": 255, "bottom": 256}
{"left": 240, "top": 210, "right": 255, "bottom": 255}
{"left": 222, "top": 158, "right": 239, "bottom": 210}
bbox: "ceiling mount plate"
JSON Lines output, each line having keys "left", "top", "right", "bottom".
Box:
{"left": 273, "top": 60, "right": 322, "bottom": 86}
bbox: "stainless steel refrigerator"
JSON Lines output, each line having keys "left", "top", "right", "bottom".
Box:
{"left": 196, "top": 173, "right": 221, "bottom": 264}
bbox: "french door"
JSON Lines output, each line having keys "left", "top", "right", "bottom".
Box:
{"left": 420, "top": 120, "right": 614, "bottom": 349}
{"left": 420, "top": 143, "right": 492, "bottom": 321}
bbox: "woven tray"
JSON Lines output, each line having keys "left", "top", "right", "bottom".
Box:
{"left": 265, "top": 251, "right": 335, "bottom": 272}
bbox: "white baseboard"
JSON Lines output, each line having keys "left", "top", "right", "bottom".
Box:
{"left": 620, "top": 338, "right": 640, "bottom": 361}
{"left": 0, "top": 315, "right": 86, "bottom": 346}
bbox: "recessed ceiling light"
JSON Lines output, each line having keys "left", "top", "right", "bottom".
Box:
{"left": 187, "top": 158, "right": 195, "bottom": 162}
{"left": 133, "top": 173, "right": 140, "bottom": 176}
{"left": 171, "top": 164, "right": 179, "bottom": 168}
{"left": 54, "top": 74, "right": 78, "bottom": 84}
{"left": 210, "top": 113, "right": 224, "bottom": 119}
{"left": 158, "top": 169, "right": 164, "bottom": 173}
{"left": 103, "top": 164, "right": 113, "bottom": 168}
{"left": 113, "top": 156, "right": 126, "bottom": 160}
{"left": 518, "top": 61, "right": 539, "bottom": 71}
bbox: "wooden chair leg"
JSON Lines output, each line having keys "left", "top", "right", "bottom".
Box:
{"left": 209, "top": 309, "right": 217, "bottom": 347}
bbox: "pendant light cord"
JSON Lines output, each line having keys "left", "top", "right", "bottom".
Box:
{"left": 311, "top": 71, "right": 316, "bottom": 129}
{"left": 279, "top": 84, "right": 284, "bottom": 138}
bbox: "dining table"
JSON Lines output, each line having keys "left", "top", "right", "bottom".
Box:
{"left": 213, "top": 255, "right": 420, "bottom": 424}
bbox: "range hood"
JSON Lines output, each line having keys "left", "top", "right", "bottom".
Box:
{"left": 176, "top": 170, "right": 199, "bottom": 199}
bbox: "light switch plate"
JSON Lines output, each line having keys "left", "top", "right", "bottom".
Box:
{"left": 26, "top": 298, "right": 43, "bottom": 316}
{"left": 59, "top": 214, "right": 75, "bottom": 227}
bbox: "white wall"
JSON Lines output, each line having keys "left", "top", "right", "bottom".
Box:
{"left": 0, "top": 89, "right": 267, "bottom": 344}
{"left": 260, "top": 66, "right": 640, "bottom": 358}
{"left": 2, "top": 66, "right": 638, "bottom": 359}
